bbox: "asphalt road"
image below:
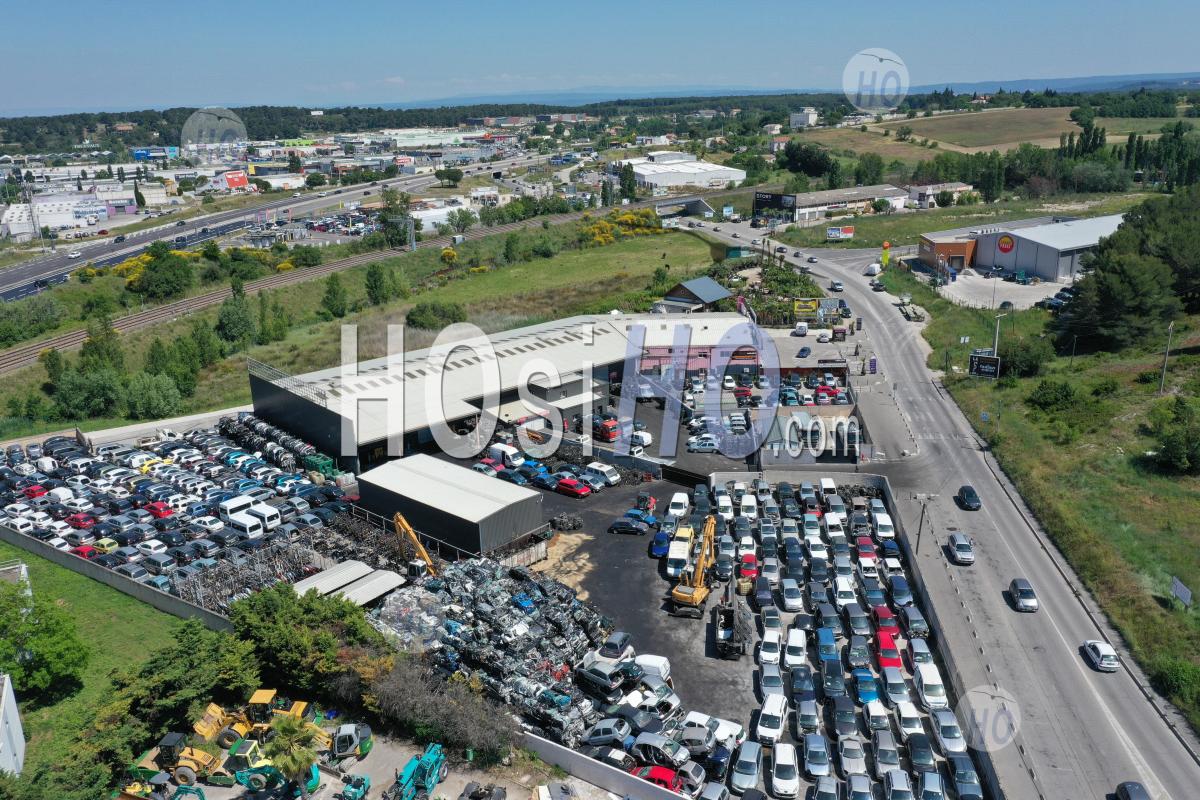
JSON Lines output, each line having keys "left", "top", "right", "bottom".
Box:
{"left": 705, "top": 221, "right": 1200, "bottom": 799}
{"left": 0, "top": 152, "right": 551, "bottom": 297}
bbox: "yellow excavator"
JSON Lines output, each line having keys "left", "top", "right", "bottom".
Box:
{"left": 394, "top": 512, "right": 438, "bottom": 577}
{"left": 670, "top": 515, "right": 716, "bottom": 618}
{"left": 193, "top": 689, "right": 309, "bottom": 747}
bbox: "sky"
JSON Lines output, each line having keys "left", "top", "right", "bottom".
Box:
{"left": 4, "top": 0, "right": 1199, "bottom": 116}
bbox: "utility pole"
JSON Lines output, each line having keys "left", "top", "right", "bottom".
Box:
{"left": 1159, "top": 320, "right": 1175, "bottom": 395}
{"left": 1069, "top": 335, "right": 1078, "bottom": 369}
{"left": 993, "top": 312, "right": 1008, "bottom": 357}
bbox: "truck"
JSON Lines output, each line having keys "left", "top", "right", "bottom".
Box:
{"left": 487, "top": 443, "right": 524, "bottom": 468}
{"left": 592, "top": 419, "right": 619, "bottom": 443}
{"left": 714, "top": 589, "right": 754, "bottom": 659}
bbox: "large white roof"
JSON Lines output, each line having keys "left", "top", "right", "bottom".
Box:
{"left": 1013, "top": 214, "right": 1124, "bottom": 251}
{"left": 357, "top": 454, "right": 538, "bottom": 523}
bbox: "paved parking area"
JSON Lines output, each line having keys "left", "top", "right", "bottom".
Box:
{"left": 938, "top": 269, "right": 1060, "bottom": 310}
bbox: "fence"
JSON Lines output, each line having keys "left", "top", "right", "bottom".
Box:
{"left": 520, "top": 733, "right": 682, "bottom": 800}
{"left": 0, "top": 522, "right": 232, "bottom": 631}
{"left": 247, "top": 357, "right": 329, "bottom": 409}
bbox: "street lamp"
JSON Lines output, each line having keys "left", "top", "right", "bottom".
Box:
{"left": 993, "top": 312, "right": 1008, "bottom": 357}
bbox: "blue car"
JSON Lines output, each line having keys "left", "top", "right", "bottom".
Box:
{"left": 888, "top": 575, "right": 914, "bottom": 607}
{"left": 531, "top": 473, "right": 559, "bottom": 490}
{"left": 520, "top": 456, "right": 549, "bottom": 472}
{"left": 624, "top": 509, "right": 659, "bottom": 529}
{"left": 852, "top": 668, "right": 879, "bottom": 704}
{"left": 496, "top": 469, "right": 529, "bottom": 486}
{"left": 798, "top": 346, "right": 812, "bottom": 358}
{"left": 512, "top": 593, "right": 536, "bottom": 614}
{"left": 649, "top": 530, "right": 670, "bottom": 558}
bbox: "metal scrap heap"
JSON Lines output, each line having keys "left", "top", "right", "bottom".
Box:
{"left": 370, "top": 559, "right": 612, "bottom": 747}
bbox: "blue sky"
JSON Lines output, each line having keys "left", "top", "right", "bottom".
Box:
{"left": 5, "top": 0, "right": 1198, "bottom": 115}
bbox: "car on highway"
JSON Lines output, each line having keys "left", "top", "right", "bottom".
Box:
{"left": 1083, "top": 640, "right": 1120, "bottom": 672}
{"left": 807, "top": 256, "right": 818, "bottom": 263}
{"left": 958, "top": 484, "right": 982, "bottom": 510}
{"left": 1115, "top": 782, "right": 1152, "bottom": 800}
{"left": 948, "top": 531, "right": 975, "bottom": 564}
{"left": 67, "top": 250, "right": 82, "bottom": 259}
{"left": 1010, "top": 577, "right": 1040, "bottom": 612}
{"left": 829, "top": 281, "right": 844, "bottom": 292}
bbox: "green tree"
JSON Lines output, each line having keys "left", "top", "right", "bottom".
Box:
{"left": 871, "top": 198, "right": 892, "bottom": 214}
{"left": 132, "top": 249, "right": 195, "bottom": 300}
{"left": 854, "top": 152, "right": 885, "bottom": 185}
{"left": 999, "top": 336, "right": 1054, "bottom": 377}
{"left": 38, "top": 348, "right": 65, "bottom": 384}
{"left": 407, "top": 301, "right": 467, "bottom": 330}
{"left": 133, "top": 182, "right": 146, "bottom": 208}
{"left": 321, "top": 273, "right": 348, "bottom": 318}
{"left": 144, "top": 337, "right": 171, "bottom": 375}
{"left": 215, "top": 281, "right": 257, "bottom": 350}
{"left": 125, "top": 371, "right": 182, "bottom": 419}
{"left": 935, "top": 190, "right": 956, "bottom": 208}
{"left": 264, "top": 716, "right": 320, "bottom": 799}
{"left": 1058, "top": 252, "right": 1181, "bottom": 350}
{"left": 619, "top": 162, "right": 637, "bottom": 199}
{"left": 825, "top": 159, "right": 844, "bottom": 189}
{"left": 503, "top": 232, "right": 522, "bottom": 264}
{"left": 201, "top": 239, "right": 221, "bottom": 261}
{"left": 305, "top": 172, "right": 326, "bottom": 188}
{"left": 287, "top": 153, "right": 303, "bottom": 172}
{"left": 600, "top": 179, "right": 612, "bottom": 207}
{"left": 168, "top": 336, "right": 201, "bottom": 396}
{"left": 54, "top": 367, "right": 122, "bottom": 419}
{"left": 290, "top": 245, "right": 323, "bottom": 267}
{"left": 365, "top": 263, "right": 389, "bottom": 306}
{"left": 79, "top": 317, "right": 124, "bottom": 373}
{"left": 190, "top": 318, "right": 223, "bottom": 366}
{"left": 784, "top": 173, "right": 810, "bottom": 194}
{"left": 448, "top": 208, "right": 476, "bottom": 234}
{"left": 1151, "top": 395, "right": 1200, "bottom": 473}
{"left": 0, "top": 579, "right": 90, "bottom": 701}
{"left": 257, "top": 292, "right": 273, "bottom": 344}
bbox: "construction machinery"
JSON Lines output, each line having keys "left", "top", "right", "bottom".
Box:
{"left": 334, "top": 774, "right": 372, "bottom": 800}
{"left": 194, "top": 689, "right": 310, "bottom": 747}
{"left": 669, "top": 515, "right": 716, "bottom": 617}
{"left": 394, "top": 512, "right": 438, "bottom": 577}
{"left": 714, "top": 585, "right": 754, "bottom": 659}
{"left": 311, "top": 722, "right": 374, "bottom": 771}
{"left": 130, "top": 732, "right": 242, "bottom": 787}
{"left": 381, "top": 743, "right": 448, "bottom": 800}
{"left": 236, "top": 763, "right": 320, "bottom": 794}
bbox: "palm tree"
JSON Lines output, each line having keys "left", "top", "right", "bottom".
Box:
{"left": 264, "top": 715, "right": 319, "bottom": 799}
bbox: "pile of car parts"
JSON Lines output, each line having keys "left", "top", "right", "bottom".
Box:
{"left": 370, "top": 559, "right": 612, "bottom": 747}
{"left": 173, "top": 543, "right": 319, "bottom": 613}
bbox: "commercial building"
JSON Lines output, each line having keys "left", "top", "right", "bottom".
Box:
{"left": 918, "top": 214, "right": 1124, "bottom": 282}
{"left": 789, "top": 108, "right": 819, "bottom": 128}
{"left": 616, "top": 152, "right": 746, "bottom": 190}
{"left": 906, "top": 182, "right": 973, "bottom": 209}
{"left": 0, "top": 193, "right": 110, "bottom": 239}
{"left": 653, "top": 276, "right": 733, "bottom": 314}
{"left": 206, "top": 170, "right": 249, "bottom": 193}
{"left": 752, "top": 184, "right": 907, "bottom": 223}
{"left": 356, "top": 454, "right": 544, "bottom": 555}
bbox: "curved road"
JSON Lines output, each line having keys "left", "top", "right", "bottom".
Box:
{"left": 707, "top": 222, "right": 1200, "bottom": 799}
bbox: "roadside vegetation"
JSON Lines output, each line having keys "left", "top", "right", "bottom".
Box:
{"left": 881, "top": 185, "right": 1200, "bottom": 728}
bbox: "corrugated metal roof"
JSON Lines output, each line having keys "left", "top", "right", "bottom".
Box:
{"left": 357, "top": 454, "right": 539, "bottom": 523}
{"left": 675, "top": 276, "right": 732, "bottom": 305}
{"left": 292, "top": 560, "right": 373, "bottom": 596}
{"left": 333, "top": 570, "right": 405, "bottom": 606}
{"left": 1014, "top": 214, "right": 1124, "bottom": 251}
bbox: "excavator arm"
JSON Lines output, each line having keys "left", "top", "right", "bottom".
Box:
{"left": 393, "top": 512, "right": 437, "bottom": 577}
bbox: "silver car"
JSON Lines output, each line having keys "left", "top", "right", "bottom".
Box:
{"left": 802, "top": 733, "right": 831, "bottom": 779}
{"left": 1010, "top": 577, "right": 1039, "bottom": 612}
{"left": 730, "top": 741, "right": 762, "bottom": 794}
{"left": 873, "top": 729, "right": 901, "bottom": 781}
{"left": 759, "top": 662, "right": 786, "bottom": 699}
{"left": 779, "top": 578, "right": 805, "bottom": 612}
{"left": 948, "top": 532, "right": 975, "bottom": 565}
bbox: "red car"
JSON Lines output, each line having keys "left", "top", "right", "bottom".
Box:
{"left": 732, "top": 386, "right": 752, "bottom": 399}
{"left": 739, "top": 553, "right": 759, "bottom": 579}
{"left": 876, "top": 631, "right": 903, "bottom": 671}
{"left": 872, "top": 605, "right": 900, "bottom": 637}
{"left": 628, "top": 766, "right": 681, "bottom": 792}
{"left": 144, "top": 501, "right": 174, "bottom": 519}
{"left": 70, "top": 544, "right": 98, "bottom": 560}
{"left": 855, "top": 536, "right": 877, "bottom": 560}
{"left": 555, "top": 478, "right": 591, "bottom": 499}
{"left": 23, "top": 484, "right": 47, "bottom": 499}
{"left": 65, "top": 513, "right": 95, "bottom": 529}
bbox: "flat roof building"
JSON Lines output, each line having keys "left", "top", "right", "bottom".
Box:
{"left": 752, "top": 185, "right": 907, "bottom": 222}
{"left": 617, "top": 152, "right": 746, "bottom": 190}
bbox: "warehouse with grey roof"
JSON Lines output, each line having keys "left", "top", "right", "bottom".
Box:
{"left": 972, "top": 214, "right": 1124, "bottom": 282}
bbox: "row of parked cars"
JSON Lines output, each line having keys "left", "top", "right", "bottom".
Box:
{"left": 654, "top": 478, "right": 984, "bottom": 800}
{"left": 1, "top": 431, "right": 350, "bottom": 592}
{"left": 472, "top": 442, "right": 623, "bottom": 499}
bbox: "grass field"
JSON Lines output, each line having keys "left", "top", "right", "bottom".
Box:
{"left": 881, "top": 267, "right": 1200, "bottom": 727}
{"left": 879, "top": 107, "right": 1182, "bottom": 150}
{"left": 0, "top": 230, "right": 716, "bottom": 438}
{"left": 777, "top": 193, "right": 1146, "bottom": 250}
{"left": 791, "top": 126, "right": 937, "bottom": 168}
{"left": 0, "top": 540, "right": 179, "bottom": 776}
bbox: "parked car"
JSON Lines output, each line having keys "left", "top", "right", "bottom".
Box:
{"left": 770, "top": 742, "right": 800, "bottom": 799}
{"left": 729, "top": 741, "right": 762, "bottom": 795}
{"left": 608, "top": 518, "right": 649, "bottom": 536}
{"left": 802, "top": 733, "right": 831, "bottom": 779}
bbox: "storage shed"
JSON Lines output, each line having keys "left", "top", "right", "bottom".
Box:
{"left": 334, "top": 570, "right": 405, "bottom": 606}
{"left": 355, "top": 454, "right": 545, "bottom": 554}
{"left": 292, "top": 559, "right": 372, "bottom": 596}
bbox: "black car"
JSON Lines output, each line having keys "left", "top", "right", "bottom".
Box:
{"left": 797, "top": 347, "right": 812, "bottom": 358}
{"left": 167, "top": 545, "right": 197, "bottom": 565}
{"left": 608, "top": 518, "right": 649, "bottom": 536}
{"left": 704, "top": 744, "right": 732, "bottom": 781}
{"left": 94, "top": 554, "right": 124, "bottom": 569}
{"left": 790, "top": 664, "right": 816, "bottom": 703}
{"left": 754, "top": 576, "right": 774, "bottom": 610}
{"left": 790, "top": 612, "right": 816, "bottom": 633}
{"left": 157, "top": 530, "right": 187, "bottom": 548}
{"left": 908, "top": 733, "right": 937, "bottom": 773}
{"left": 831, "top": 695, "right": 857, "bottom": 737}
{"left": 810, "top": 557, "right": 830, "bottom": 583}
{"left": 958, "top": 485, "right": 982, "bottom": 510}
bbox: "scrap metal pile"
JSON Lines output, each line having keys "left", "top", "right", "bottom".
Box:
{"left": 292, "top": 513, "right": 413, "bottom": 572}
{"left": 371, "top": 559, "right": 612, "bottom": 747}
{"left": 173, "top": 543, "right": 319, "bottom": 613}
{"left": 217, "top": 413, "right": 319, "bottom": 472}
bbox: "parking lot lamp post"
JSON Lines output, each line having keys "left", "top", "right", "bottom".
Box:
{"left": 992, "top": 313, "right": 1007, "bottom": 358}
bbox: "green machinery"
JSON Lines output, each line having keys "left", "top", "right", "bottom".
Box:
{"left": 334, "top": 774, "right": 372, "bottom": 800}
{"left": 303, "top": 453, "right": 337, "bottom": 478}
{"left": 172, "top": 789, "right": 206, "bottom": 800}
{"left": 235, "top": 763, "right": 320, "bottom": 795}
{"left": 382, "top": 744, "right": 448, "bottom": 800}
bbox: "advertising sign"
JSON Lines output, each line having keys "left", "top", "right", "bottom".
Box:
{"left": 826, "top": 226, "right": 856, "bottom": 241}
{"left": 722, "top": 205, "right": 735, "bottom": 217}
{"left": 997, "top": 234, "right": 1015, "bottom": 254}
{"left": 793, "top": 298, "right": 820, "bottom": 315}
{"left": 968, "top": 354, "right": 1001, "bottom": 379}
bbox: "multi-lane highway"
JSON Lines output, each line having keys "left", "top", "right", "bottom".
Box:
{"left": 0, "top": 152, "right": 551, "bottom": 299}
{"left": 705, "top": 220, "right": 1200, "bottom": 799}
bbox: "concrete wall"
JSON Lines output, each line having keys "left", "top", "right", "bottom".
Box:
{"left": 0, "top": 674, "right": 24, "bottom": 777}
{"left": 520, "top": 733, "right": 682, "bottom": 800}
{"left": 0, "top": 523, "right": 232, "bottom": 632}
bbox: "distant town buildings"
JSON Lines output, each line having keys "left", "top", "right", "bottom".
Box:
{"left": 789, "top": 108, "right": 819, "bottom": 128}
{"left": 614, "top": 151, "right": 747, "bottom": 190}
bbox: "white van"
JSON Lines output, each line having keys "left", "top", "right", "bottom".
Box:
{"left": 487, "top": 443, "right": 524, "bottom": 469}
{"left": 228, "top": 512, "right": 264, "bottom": 540}
{"left": 716, "top": 495, "right": 734, "bottom": 522}
{"left": 47, "top": 487, "right": 74, "bottom": 503}
{"left": 668, "top": 492, "right": 691, "bottom": 518}
{"left": 218, "top": 495, "right": 255, "bottom": 522}
{"left": 583, "top": 462, "right": 621, "bottom": 487}
{"left": 824, "top": 513, "right": 845, "bottom": 539}
{"left": 873, "top": 512, "right": 895, "bottom": 540}
{"left": 834, "top": 577, "right": 857, "bottom": 609}
{"left": 246, "top": 503, "right": 281, "bottom": 531}
{"left": 739, "top": 494, "right": 758, "bottom": 521}
{"left": 8, "top": 517, "right": 34, "bottom": 535}
{"left": 819, "top": 478, "right": 837, "bottom": 498}
{"left": 792, "top": 321, "right": 809, "bottom": 337}
{"left": 914, "top": 663, "right": 949, "bottom": 710}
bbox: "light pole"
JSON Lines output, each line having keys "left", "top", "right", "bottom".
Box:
{"left": 1159, "top": 320, "right": 1176, "bottom": 395}
{"left": 993, "top": 312, "right": 1008, "bottom": 357}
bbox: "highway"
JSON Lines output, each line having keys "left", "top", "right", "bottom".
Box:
{"left": 705, "top": 221, "right": 1200, "bottom": 799}
{"left": 0, "top": 152, "right": 551, "bottom": 299}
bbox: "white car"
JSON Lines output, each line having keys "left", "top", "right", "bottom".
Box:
{"left": 28, "top": 511, "right": 54, "bottom": 529}
{"left": 193, "top": 516, "right": 224, "bottom": 533}
{"left": 738, "top": 535, "right": 757, "bottom": 559}
{"left": 783, "top": 628, "right": 807, "bottom": 670}
{"left": 46, "top": 536, "right": 70, "bottom": 550}
{"left": 682, "top": 711, "right": 746, "bottom": 748}
{"left": 687, "top": 432, "right": 718, "bottom": 447}
{"left": 1083, "top": 640, "right": 1119, "bottom": 672}
{"left": 864, "top": 700, "right": 890, "bottom": 733}
{"left": 894, "top": 701, "right": 924, "bottom": 742}
{"left": 46, "top": 520, "right": 73, "bottom": 538}
{"left": 723, "top": 375, "right": 736, "bottom": 390}
{"left": 755, "top": 694, "right": 787, "bottom": 745}
{"left": 4, "top": 503, "right": 31, "bottom": 518}
{"left": 67, "top": 250, "right": 82, "bottom": 259}
{"left": 668, "top": 492, "right": 690, "bottom": 518}
{"left": 931, "top": 709, "right": 967, "bottom": 755}
{"left": 136, "top": 539, "right": 168, "bottom": 557}
{"left": 759, "top": 630, "right": 781, "bottom": 665}
{"left": 770, "top": 742, "right": 800, "bottom": 799}
{"left": 62, "top": 497, "right": 94, "bottom": 513}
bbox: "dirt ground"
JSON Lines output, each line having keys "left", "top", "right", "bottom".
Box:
{"left": 532, "top": 531, "right": 598, "bottom": 600}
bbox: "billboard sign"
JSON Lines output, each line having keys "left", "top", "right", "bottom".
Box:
{"left": 722, "top": 205, "right": 735, "bottom": 217}
{"left": 826, "top": 226, "right": 856, "bottom": 241}
{"left": 997, "top": 234, "right": 1015, "bottom": 254}
{"left": 793, "top": 298, "right": 820, "bottom": 315}
{"left": 968, "top": 354, "right": 1001, "bottom": 379}
{"left": 753, "top": 192, "right": 796, "bottom": 211}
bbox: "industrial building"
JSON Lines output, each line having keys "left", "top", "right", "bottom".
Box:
{"left": 247, "top": 312, "right": 758, "bottom": 472}
{"left": 356, "top": 454, "right": 545, "bottom": 555}
{"left": 906, "top": 181, "right": 973, "bottom": 209}
{"left": 615, "top": 152, "right": 746, "bottom": 190}
{"left": 918, "top": 214, "right": 1124, "bottom": 282}
{"left": 789, "top": 108, "right": 819, "bottom": 128}
{"left": 751, "top": 184, "right": 907, "bottom": 223}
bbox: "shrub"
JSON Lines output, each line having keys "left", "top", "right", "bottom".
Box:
{"left": 1026, "top": 379, "right": 1076, "bottom": 412}
{"left": 406, "top": 301, "right": 467, "bottom": 330}
{"left": 1091, "top": 377, "right": 1120, "bottom": 397}
{"left": 999, "top": 336, "right": 1054, "bottom": 378}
